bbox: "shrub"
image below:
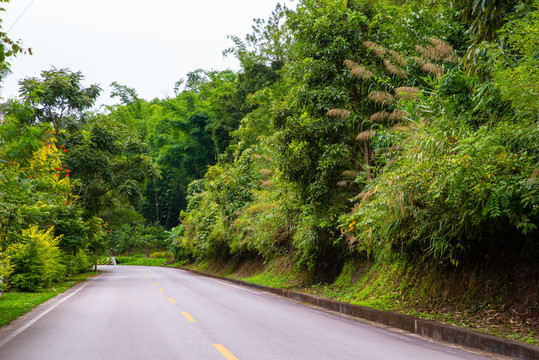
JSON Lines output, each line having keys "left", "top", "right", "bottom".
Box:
{"left": 62, "top": 249, "right": 92, "bottom": 275}
{"left": 149, "top": 251, "right": 173, "bottom": 259}
{"left": 10, "top": 243, "right": 44, "bottom": 292}
{"left": 10, "top": 227, "right": 66, "bottom": 291}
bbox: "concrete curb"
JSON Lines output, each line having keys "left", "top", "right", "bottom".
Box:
{"left": 182, "top": 268, "right": 539, "bottom": 360}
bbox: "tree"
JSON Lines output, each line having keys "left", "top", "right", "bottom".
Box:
{"left": 488, "top": 0, "right": 539, "bottom": 116}
{"left": 110, "top": 81, "right": 139, "bottom": 105}
{"left": 108, "top": 83, "right": 155, "bottom": 141}
{"left": 224, "top": 3, "right": 293, "bottom": 66}
{"left": 455, "top": 0, "right": 531, "bottom": 44}
{"left": 142, "top": 111, "right": 215, "bottom": 228}
{"left": 177, "top": 69, "right": 243, "bottom": 156}
{"left": 86, "top": 216, "right": 105, "bottom": 271}
{"left": 17, "top": 68, "right": 101, "bottom": 133}
{"left": 0, "top": 115, "right": 86, "bottom": 289}
{"left": 453, "top": 0, "right": 536, "bottom": 75}
{"left": 64, "top": 115, "right": 159, "bottom": 218}
{"left": 109, "top": 72, "right": 245, "bottom": 228}
{"left": 0, "top": 0, "right": 29, "bottom": 85}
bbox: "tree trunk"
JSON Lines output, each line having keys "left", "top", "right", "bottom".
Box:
{"left": 364, "top": 140, "right": 372, "bottom": 180}
{"left": 153, "top": 177, "right": 159, "bottom": 223}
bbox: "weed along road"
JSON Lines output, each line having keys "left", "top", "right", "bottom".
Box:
{"left": 0, "top": 266, "right": 495, "bottom": 360}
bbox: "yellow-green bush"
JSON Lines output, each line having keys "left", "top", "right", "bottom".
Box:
{"left": 10, "top": 226, "right": 66, "bottom": 291}
{"left": 149, "top": 251, "right": 173, "bottom": 259}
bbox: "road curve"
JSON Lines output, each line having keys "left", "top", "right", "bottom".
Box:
{"left": 0, "top": 265, "right": 495, "bottom": 360}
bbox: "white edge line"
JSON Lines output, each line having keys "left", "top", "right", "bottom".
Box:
{"left": 177, "top": 268, "right": 267, "bottom": 296}
{"left": 0, "top": 273, "right": 104, "bottom": 348}
{"left": 207, "top": 277, "right": 263, "bottom": 295}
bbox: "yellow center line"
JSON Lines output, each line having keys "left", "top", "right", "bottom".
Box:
{"left": 144, "top": 272, "right": 150, "bottom": 277}
{"left": 159, "top": 288, "right": 164, "bottom": 293}
{"left": 213, "top": 344, "right": 238, "bottom": 360}
{"left": 167, "top": 297, "right": 176, "bottom": 304}
{"left": 153, "top": 282, "right": 158, "bottom": 286}
{"left": 181, "top": 312, "right": 196, "bottom": 322}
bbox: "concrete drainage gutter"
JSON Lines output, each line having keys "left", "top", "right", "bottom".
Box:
{"left": 182, "top": 268, "right": 539, "bottom": 360}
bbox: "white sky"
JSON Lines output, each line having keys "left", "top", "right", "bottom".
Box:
{"left": 0, "top": 0, "right": 294, "bottom": 107}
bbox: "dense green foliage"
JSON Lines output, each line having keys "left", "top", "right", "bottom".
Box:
{"left": 1, "top": 0, "right": 538, "bottom": 294}
{"left": 175, "top": 0, "right": 538, "bottom": 273}
{"left": 0, "top": 68, "right": 159, "bottom": 292}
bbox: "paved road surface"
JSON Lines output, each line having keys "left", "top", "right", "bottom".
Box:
{"left": 0, "top": 266, "right": 495, "bottom": 360}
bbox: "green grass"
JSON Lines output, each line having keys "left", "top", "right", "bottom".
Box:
{"left": 115, "top": 256, "right": 170, "bottom": 266}
{"left": 239, "top": 258, "right": 307, "bottom": 288}
{"left": 0, "top": 271, "right": 100, "bottom": 327}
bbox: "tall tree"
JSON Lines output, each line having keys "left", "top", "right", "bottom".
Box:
{"left": 16, "top": 68, "right": 101, "bottom": 133}
{"left": 64, "top": 115, "right": 159, "bottom": 219}
{"left": 142, "top": 111, "right": 215, "bottom": 228}
{"left": 453, "top": 0, "right": 536, "bottom": 75}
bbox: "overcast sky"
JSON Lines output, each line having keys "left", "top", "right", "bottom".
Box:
{"left": 0, "top": 0, "right": 294, "bottom": 106}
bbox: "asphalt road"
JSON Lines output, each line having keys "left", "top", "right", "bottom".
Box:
{"left": 0, "top": 265, "right": 496, "bottom": 360}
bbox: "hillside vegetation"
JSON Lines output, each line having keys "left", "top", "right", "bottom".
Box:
{"left": 174, "top": 0, "right": 539, "bottom": 279}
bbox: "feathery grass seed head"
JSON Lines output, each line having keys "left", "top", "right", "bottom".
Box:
{"left": 443, "top": 54, "right": 460, "bottom": 64}
{"left": 421, "top": 62, "right": 443, "bottom": 77}
{"left": 394, "top": 87, "right": 420, "bottom": 99}
{"left": 363, "top": 41, "right": 387, "bottom": 56}
{"left": 388, "top": 50, "right": 408, "bottom": 66}
{"left": 369, "top": 111, "right": 390, "bottom": 122}
{"left": 351, "top": 66, "right": 373, "bottom": 79}
{"left": 343, "top": 60, "right": 357, "bottom": 69}
{"left": 428, "top": 38, "right": 454, "bottom": 58}
{"left": 383, "top": 60, "right": 408, "bottom": 79}
{"left": 356, "top": 130, "right": 375, "bottom": 141}
{"left": 413, "top": 56, "right": 427, "bottom": 66}
{"left": 369, "top": 91, "right": 394, "bottom": 104}
{"left": 327, "top": 109, "right": 351, "bottom": 118}
{"left": 388, "top": 110, "right": 408, "bottom": 122}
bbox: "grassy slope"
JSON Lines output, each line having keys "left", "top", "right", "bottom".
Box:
{"left": 186, "top": 256, "right": 538, "bottom": 345}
